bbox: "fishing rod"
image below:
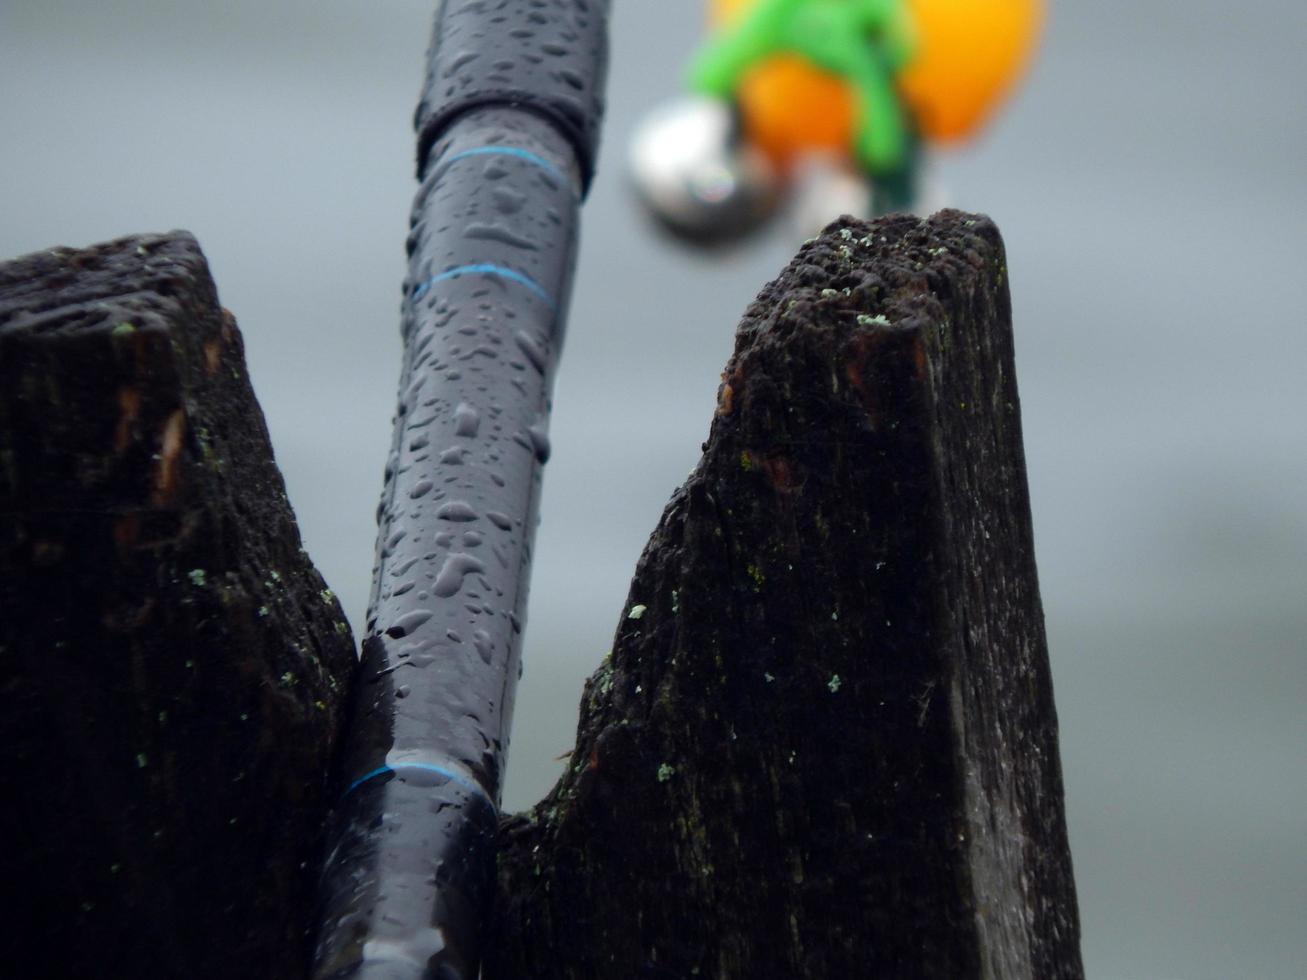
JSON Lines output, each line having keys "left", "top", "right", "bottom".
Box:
{"left": 312, "top": 3, "right": 610, "bottom": 978}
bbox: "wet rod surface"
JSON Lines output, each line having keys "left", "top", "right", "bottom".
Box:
{"left": 312, "top": 3, "right": 610, "bottom": 978}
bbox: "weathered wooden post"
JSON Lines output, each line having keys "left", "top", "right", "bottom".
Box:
{"left": 487, "top": 210, "right": 1084, "bottom": 979}
{"left": 0, "top": 232, "right": 356, "bottom": 979}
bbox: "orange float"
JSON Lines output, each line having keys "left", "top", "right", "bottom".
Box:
{"left": 708, "top": 0, "right": 1044, "bottom": 167}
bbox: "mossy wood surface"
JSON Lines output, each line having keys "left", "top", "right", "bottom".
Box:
{"left": 488, "top": 211, "right": 1082, "bottom": 979}
{"left": 0, "top": 233, "right": 356, "bottom": 979}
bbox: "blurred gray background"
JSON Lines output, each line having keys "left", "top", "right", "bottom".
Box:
{"left": 2, "top": 1, "right": 1304, "bottom": 976}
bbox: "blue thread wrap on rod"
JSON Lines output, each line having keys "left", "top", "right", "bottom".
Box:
{"left": 414, "top": 0, "right": 610, "bottom": 194}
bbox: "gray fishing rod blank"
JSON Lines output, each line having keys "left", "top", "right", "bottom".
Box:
{"left": 312, "top": 2, "right": 610, "bottom": 977}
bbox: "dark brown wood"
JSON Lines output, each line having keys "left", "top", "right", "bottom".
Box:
{"left": 0, "top": 232, "right": 357, "bottom": 979}
{"left": 487, "top": 210, "right": 1083, "bottom": 979}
